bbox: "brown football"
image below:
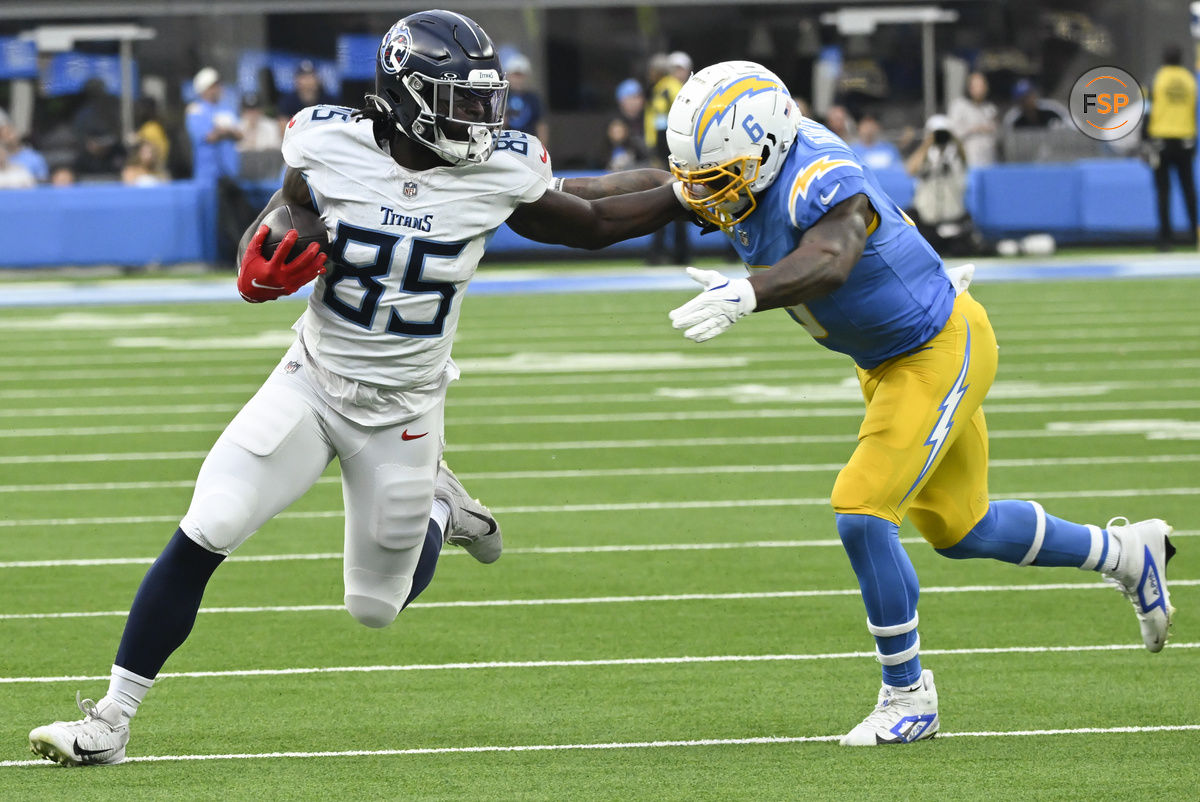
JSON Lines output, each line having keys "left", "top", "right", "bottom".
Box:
{"left": 260, "top": 204, "right": 330, "bottom": 261}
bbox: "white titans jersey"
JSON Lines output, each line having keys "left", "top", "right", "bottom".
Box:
{"left": 282, "top": 105, "right": 552, "bottom": 396}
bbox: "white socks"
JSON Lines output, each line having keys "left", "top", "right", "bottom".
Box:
{"left": 104, "top": 664, "right": 154, "bottom": 720}
{"left": 431, "top": 498, "right": 451, "bottom": 535}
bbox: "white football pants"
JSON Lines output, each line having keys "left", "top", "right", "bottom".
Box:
{"left": 179, "top": 350, "right": 444, "bottom": 628}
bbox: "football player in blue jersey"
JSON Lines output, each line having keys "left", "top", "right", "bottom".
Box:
{"left": 663, "top": 61, "right": 1176, "bottom": 745}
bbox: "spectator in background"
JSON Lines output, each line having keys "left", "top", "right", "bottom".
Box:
{"left": 0, "top": 109, "right": 48, "bottom": 182}
{"left": 131, "top": 97, "right": 170, "bottom": 169}
{"left": 615, "top": 77, "right": 644, "bottom": 133}
{"left": 604, "top": 117, "right": 649, "bottom": 172}
{"left": 121, "top": 139, "right": 168, "bottom": 186}
{"left": 949, "top": 71, "right": 998, "bottom": 166}
{"left": 906, "top": 114, "right": 980, "bottom": 256}
{"left": 72, "top": 78, "right": 125, "bottom": 177}
{"left": 503, "top": 53, "right": 548, "bottom": 143}
{"left": 1002, "top": 79, "right": 1069, "bottom": 130}
{"left": 851, "top": 113, "right": 902, "bottom": 171}
{"left": 645, "top": 51, "right": 692, "bottom": 265}
{"left": 824, "top": 104, "right": 856, "bottom": 143}
{"left": 49, "top": 165, "right": 76, "bottom": 186}
{"left": 1147, "top": 44, "right": 1198, "bottom": 250}
{"left": 276, "top": 61, "right": 334, "bottom": 131}
{"left": 238, "top": 92, "right": 282, "bottom": 153}
{"left": 186, "top": 67, "right": 241, "bottom": 182}
{"left": 0, "top": 141, "right": 36, "bottom": 189}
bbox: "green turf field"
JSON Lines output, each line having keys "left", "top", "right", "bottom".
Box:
{"left": 0, "top": 275, "right": 1196, "bottom": 800}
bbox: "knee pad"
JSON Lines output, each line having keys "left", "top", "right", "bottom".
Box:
{"left": 372, "top": 464, "right": 435, "bottom": 551}
{"left": 344, "top": 594, "right": 401, "bottom": 629}
{"left": 180, "top": 475, "right": 260, "bottom": 555}
{"left": 344, "top": 567, "right": 410, "bottom": 628}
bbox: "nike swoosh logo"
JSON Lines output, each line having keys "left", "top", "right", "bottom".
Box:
{"left": 464, "top": 508, "right": 498, "bottom": 536}
{"left": 401, "top": 430, "right": 428, "bottom": 441}
{"left": 250, "top": 279, "right": 285, "bottom": 290}
{"left": 540, "top": 147, "right": 548, "bottom": 163}
{"left": 73, "top": 738, "right": 111, "bottom": 757}
{"left": 819, "top": 184, "right": 841, "bottom": 205}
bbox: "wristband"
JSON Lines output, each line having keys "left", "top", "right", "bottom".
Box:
{"left": 551, "top": 176, "right": 565, "bottom": 192}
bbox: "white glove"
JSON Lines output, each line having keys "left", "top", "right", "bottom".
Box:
{"left": 668, "top": 267, "right": 757, "bottom": 343}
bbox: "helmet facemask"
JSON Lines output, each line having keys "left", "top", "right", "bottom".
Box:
{"left": 370, "top": 69, "right": 507, "bottom": 165}
{"left": 671, "top": 148, "right": 765, "bottom": 230}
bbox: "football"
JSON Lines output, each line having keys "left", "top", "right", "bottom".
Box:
{"left": 259, "top": 204, "right": 330, "bottom": 261}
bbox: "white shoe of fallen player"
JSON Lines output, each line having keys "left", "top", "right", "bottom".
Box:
{"left": 1102, "top": 518, "right": 1176, "bottom": 653}
{"left": 840, "top": 669, "right": 939, "bottom": 746}
{"left": 29, "top": 693, "right": 130, "bottom": 766}
{"left": 436, "top": 460, "right": 502, "bottom": 563}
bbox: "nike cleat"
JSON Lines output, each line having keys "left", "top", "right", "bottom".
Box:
{"left": 435, "top": 460, "right": 502, "bottom": 563}
{"left": 29, "top": 693, "right": 130, "bottom": 766}
{"left": 1103, "top": 517, "right": 1176, "bottom": 652}
{"left": 840, "top": 669, "right": 939, "bottom": 746}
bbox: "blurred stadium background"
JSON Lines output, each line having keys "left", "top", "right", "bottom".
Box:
{"left": 0, "top": 0, "right": 1198, "bottom": 269}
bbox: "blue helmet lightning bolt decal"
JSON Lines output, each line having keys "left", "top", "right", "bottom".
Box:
{"left": 900, "top": 318, "right": 971, "bottom": 504}
{"left": 693, "top": 75, "right": 783, "bottom": 161}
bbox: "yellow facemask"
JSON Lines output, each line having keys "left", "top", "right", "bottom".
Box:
{"left": 670, "top": 154, "right": 762, "bottom": 230}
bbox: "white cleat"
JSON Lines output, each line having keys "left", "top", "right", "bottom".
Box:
{"left": 1103, "top": 518, "right": 1176, "bottom": 653}
{"left": 436, "top": 460, "right": 502, "bottom": 564}
{"left": 29, "top": 693, "right": 130, "bottom": 766}
{"left": 840, "top": 669, "right": 939, "bottom": 746}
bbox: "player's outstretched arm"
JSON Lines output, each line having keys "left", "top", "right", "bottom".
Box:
{"left": 749, "top": 193, "right": 873, "bottom": 311}
{"left": 507, "top": 181, "right": 688, "bottom": 250}
{"left": 558, "top": 168, "right": 674, "bottom": 200}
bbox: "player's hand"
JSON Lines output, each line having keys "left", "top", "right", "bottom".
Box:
{"left": 237, "top": 225, "right": 327, "bottom": 303}
{"left": 668, "top": 267, "right": 756, "bottom": 343}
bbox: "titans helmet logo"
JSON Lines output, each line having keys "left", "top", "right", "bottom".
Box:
{"left": 380, "top": 23, "right": 412, "bottom": 75}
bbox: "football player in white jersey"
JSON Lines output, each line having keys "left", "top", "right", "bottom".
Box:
{"left": 29, "top": 9, "right": 688, "bottom": 766}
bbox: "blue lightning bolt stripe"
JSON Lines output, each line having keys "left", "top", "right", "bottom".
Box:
{"left": 900, "top": 319, "right": 971, "bottom": 504}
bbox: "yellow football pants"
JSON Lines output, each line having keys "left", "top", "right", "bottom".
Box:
{"left": 830, "top": 291, "right": 999, "bottom": 549}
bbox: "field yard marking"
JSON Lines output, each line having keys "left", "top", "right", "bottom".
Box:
{"left": 6, "top": 723, "right": 1200, "bottom": 766}
{"left": 5, "top": 454, "right": 1200, "bottom": 493}
{"left": 2, "top": 642, "right": 1195, "bottom": 685}
{"left": 0, "top": 583, "right": 1195, "bottom": 621}
{"left": 3, "top": 530, "right": 1197, "bottom": 569}
{"left": 2, "top": 488, "right": 1198, "bottom": 527}
{"left": 0, "top": 422, "right": 1195, "bottom": 458}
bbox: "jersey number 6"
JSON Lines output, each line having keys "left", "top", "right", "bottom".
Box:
{"left": 323, "top": 222, "right": 464, "bottom": 337}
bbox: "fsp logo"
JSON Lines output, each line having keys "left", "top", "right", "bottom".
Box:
{"left": 1070, "top": 66, "right": 1144, "bottom": 141}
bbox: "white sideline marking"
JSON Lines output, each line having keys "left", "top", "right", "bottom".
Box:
{"left": 5, "top": 726, "right": 1200, "bottom": 767}
{"left": 2, "top": 531, "right": 1198, "bottom": 570}
{"left": 1, "top": 582, "right": 1195, "bottom": 621}
{"left": 4, "top": 454, "right": 1200, "bottom": 493}
{"left": 2, "top": 487, "right": 1197, "bottom": 528}
{"left": 2, "top": 642, "right": 1195, "bottom": 685}
{"left": 3, "top": 530, "right": 1196, "bottom": 569}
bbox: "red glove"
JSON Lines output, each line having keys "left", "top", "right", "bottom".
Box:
{"left": 237, "top": 225, "right": 328, "bottom": 303}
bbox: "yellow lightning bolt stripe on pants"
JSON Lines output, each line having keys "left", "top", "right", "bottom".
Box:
{"left": 830, "top": 291, "right": 999, "bottom": 550}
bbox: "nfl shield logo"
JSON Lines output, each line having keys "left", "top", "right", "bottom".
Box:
{"left": 284, "top": 361, "right": 301, "bottom": 374}
{"left": 403, "top": 181, "right": 418, "bottom": 198}
{"left": 737, "top": 229, "right": 750, "bottom": 247}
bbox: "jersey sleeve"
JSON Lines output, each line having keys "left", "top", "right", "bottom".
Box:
{"left": 784, "top": 153, "right": 870, "bottom": 231}
{"left": 492, "top": 130, "right": 554, "bottom": 204}
{"left": 280, "top": 106, "right": 320, "bottom": 173}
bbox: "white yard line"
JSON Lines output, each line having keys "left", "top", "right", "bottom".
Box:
{"left": 1, "top": 641, "right": 1195, "bottom": 685}
{"left": 2, "top": 487, "right": 1198, "bottom": 528}
{"left": 2, "top": 530, "right": 1196, "bottom": 570}
{"left": 0, "top": 425, "right": 1189, "bottom": 461}
{"left": 6, "top": 723, "right": 1200, "bottom": 767}
{"left": 4, "top": 454, "right": 1200, "bottom": 493}
{"left": 0, "top": 582, "right": 1195, "bottom": 621}
{"left": 5, "top": 398, "right": 1200, "bottom": 424}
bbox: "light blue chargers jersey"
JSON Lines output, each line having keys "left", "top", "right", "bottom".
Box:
{"left": 730, "top": 117, "right": 955, "bottom": 369}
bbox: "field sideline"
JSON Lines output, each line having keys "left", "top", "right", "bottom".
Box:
{"left": 0, "top": 271, "right": 1196, "bottom": 800}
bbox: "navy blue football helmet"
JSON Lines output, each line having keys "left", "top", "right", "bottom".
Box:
{"left": 366, "top": 10, "right": 508, "bottom": 165}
